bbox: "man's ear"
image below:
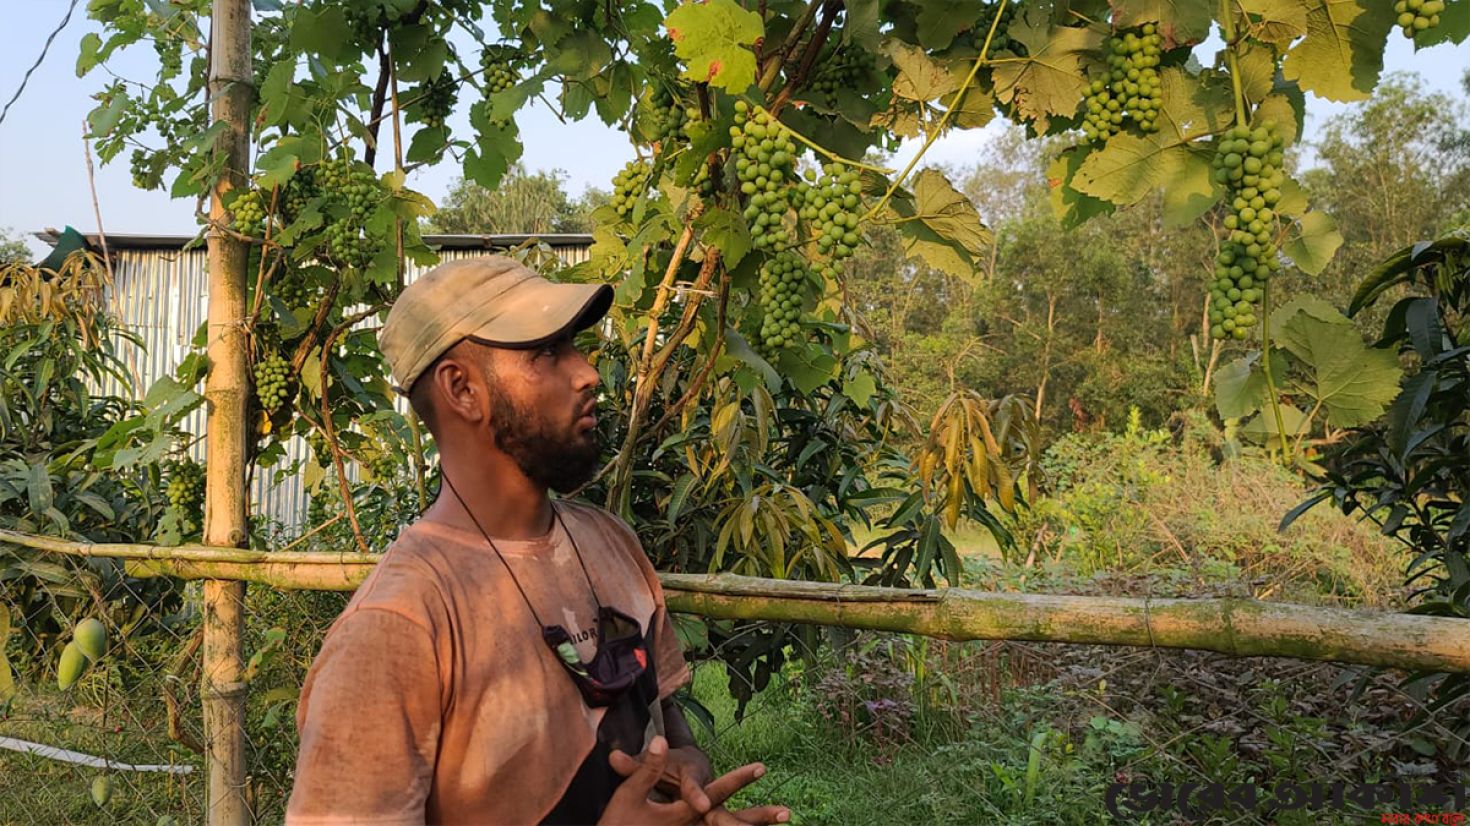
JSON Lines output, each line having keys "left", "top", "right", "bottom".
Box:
{"left": 429, "top": 348, "right": 486, "bottom": 427}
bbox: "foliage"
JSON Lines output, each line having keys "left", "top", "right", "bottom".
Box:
{"left": 1288, "top": 229, "right": 1470, "bottom": 743}
{"left": 0, "top": 254, "right": 180, "bottom": 693}
{"left": 0, "top": 229, "right": 29, "bottom": 265}
{"left": 425, "top": 163, "right": 603, "bottom": 234}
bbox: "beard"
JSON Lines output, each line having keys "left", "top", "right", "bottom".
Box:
{"left": 488, "top": 385, "right": 602, "bottom": 494}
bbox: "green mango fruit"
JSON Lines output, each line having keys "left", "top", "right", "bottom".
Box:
{"left": 57, "top": 642, "right": 87, "bottom": 690}
{"left": 90, "top": 774, "right": 112, "bottom": 807}
{"left": 75, "top": 618, "right": 106, "bottom": 662}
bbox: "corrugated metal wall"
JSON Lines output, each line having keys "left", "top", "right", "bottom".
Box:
{"left": 98, "top": 241, "right": 592, "bottom": 533}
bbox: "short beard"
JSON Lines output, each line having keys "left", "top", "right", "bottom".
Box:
{"left": 488, "top": 381, "right": 602, "bottom": 494}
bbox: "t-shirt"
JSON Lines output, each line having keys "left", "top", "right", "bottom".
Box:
{"left": 285, "top": 500, "right": 691, "bottom": 825}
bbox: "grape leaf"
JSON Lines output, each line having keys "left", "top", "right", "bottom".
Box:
{"left": 1238, "top": 0, "right": 1310, "bottom": 44}
{"left": 1070, "top": 66, "right": 1231, "bottom": 208}
{"left": 548, "top": 29, "right": 613, "bottom": 81}
{"left": 991, "top": 13, "right": 1102, "bottom": 130}
{"left": 1282, "top": 0, "right": 1394, "bottom": 102}
{"left": 889, "top": 169, "right": 992, "bottom": 281}
{"left": 843, "top": 371, "right": 878, "bottom": 407}
{"left": 845, "top": 0, "right": 882, "bottom": 51}
{"left": 1214, "top": 350, "right": 1289, "bottom": 419}
{"left": 886, "top": 40, "right": 958, "bottom": 101}
{"left": 777, "top": 343, "right": 840, "bottom": 395}
{"left": 1110, "top": 0, "right": 1215, "bottom": 43}
{"left": 1047, "top": 146, "right": 1115, "bottom": 228}
{"left": 1277, "top": 313, "right": 1402, "bottom": 426}
{"left": 941, "top": 64, "right": 996, "bottom": 130}
{"left": 696, "top": 207, "right": 752, "bottom": 268}
{"left": 464, "top": 104, "right": 523, "bottom": 188}
{"left": 1268, "top": 294, "right": 1345, "bottom": 344}
{"left": 1282, "top": 211, "right": 1343, "bottom": 275}
{"left": 664, "top": 0, "right": 763, "bottom": 92}
{"left": 1252, "top": 91, "right": 1304, "bottom": 146}
{"left": 1232, "top": 43, "right": 1276, "bottom": 105}
{"left": 291, "top": 5, "right": 351, "bottom": 62}
{"left": 1241, "top": 404, "right": 1311, "bottom": 445}
{"left": 915, "top": 0, "right": 983, "bottom": 49}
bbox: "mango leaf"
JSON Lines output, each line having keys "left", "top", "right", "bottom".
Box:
{"left": 1111, "top": 0, "right": 1215, "bottom": 43}
{"left": 889, "top": 169, "right": 991, "bottom": 281}
{"left": 1277, "top": 313, "right": 1403, "bottom": 427}
{"left": 1282, "top": 211, "right": 1343, "bottom": 275}
{"left": 1070, "top": 67, "right": 1231, "bottom": 211}
{"left": 991, "top": 12, "right": 1102, "bottom": 129}
{"left": 664, "top": 0, "right": 763, "bottom": 92}
{"left": 1282, "top": 0, "right": 1395, "bottom": 102}
{"left": 1213, "top": 349, "right": 1287, "bottom": 418}
{"left": 0, "top": 607, "right": 13, "bottom": 705}
{"left": 885, "top": 40, "right": 957, "bottom": 102}
{"left": 1239, "top": 0, "right": 1310, "bottom": 44}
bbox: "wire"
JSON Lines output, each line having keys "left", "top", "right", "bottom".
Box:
{"left": 0, "top": 0, "right": 83, "bottom": 127}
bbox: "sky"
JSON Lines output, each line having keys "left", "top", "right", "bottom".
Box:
{"left": 2, "top": 1, "right": 1468, "bottom": 259}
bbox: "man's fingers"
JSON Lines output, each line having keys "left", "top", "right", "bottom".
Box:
{"left": 702, "top": 762, "right": 766, "bottom": 807}
{"left": 725, "top": 805, "right": 791, "bottom": 825}
{"left": 606, "top": 748, "right": 641, "bottom": 779}
{"left": 679, "top": 769, "right": 712, "bottom": 814}
{"left": 624, "top": 735, "right": 669, "bottom": 797}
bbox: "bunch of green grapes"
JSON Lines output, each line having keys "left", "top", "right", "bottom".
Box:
{"left": 1081, "top": 24, "right": 1164, "bottom": 141}
{"left": 757, "top": 253, "right": 814, "bottom": 352}
{"left": 232, "top": 189, "right": 268, "bottom": 238}
{"left": 1207, "top": 120, "right": 1286, "bottom": 340}
{"left": 481, "top": 46, "right": 520, "bottom": 93}
{"left": 692, "top": 158, "right": 720, "bottom": 199}
{"left": 363, "top": 443, "right": 399, "bottom": 484}
{"left": 611, "top": 160, "right": 654, "bottom": 219}
{"left": 281, "top": 168, "right": 320, "bottom": 224}
{"left": 253, "top": 353, "right": 292, "bottom": 412}
{"left": 805, "top": 47, "right": 869, "bottom": 105}
{"left": 165, "top": 459, "right": 205, "bottom": 529}
{"left": 272, "top": 268, "right": 319, "bottom": 312}
{"left": 417, "top": 72, "right": 457, "bottom": 129}
{"left": 318, "top": 157, "right": 383, "bottom": 269}
{"left": 647, "top": 87, "right": 689, "bottom": 146}
{"left": 1395, "top": 0, "right": 1446, "bottom": 36}
{"left": 959, "top": 1, "right": 1021, "bottom": 54}
{"left": 798, "top": 163, "right": 864, "bottom": 279}
{"left": 154, "top": 39, "right": 183, "bottom": 78}
{"left": 732, "top": 102, "right": 798, "bottom": 252}
{"left": 344, "top": 1, "right": 388, "bottom": 46}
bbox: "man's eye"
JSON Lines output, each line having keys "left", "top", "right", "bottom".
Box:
{"left": 538, "top": 343, "right": 560, "bottom": 358}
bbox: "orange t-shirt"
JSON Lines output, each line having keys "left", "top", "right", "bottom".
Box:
{"left": 285, "top": 501, "right": 691, "bottom": 825}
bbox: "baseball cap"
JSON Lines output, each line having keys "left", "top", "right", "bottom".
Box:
{"left": 379, "top": 255, "right": 613, "bottom": 394}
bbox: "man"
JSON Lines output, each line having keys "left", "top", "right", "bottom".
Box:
{"left": 286, "top": 256, "right": 789, "bottom": 825}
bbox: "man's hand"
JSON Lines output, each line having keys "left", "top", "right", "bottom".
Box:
{"left": 599, "top": 737, "right": 699, "bottom": 825}
{"left": 609, "top": 738, "right": 790, "bottom": 825}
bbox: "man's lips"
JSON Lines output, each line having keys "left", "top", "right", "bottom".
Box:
{"left": 577, "top": 400, "right": 597, "bottom": 429}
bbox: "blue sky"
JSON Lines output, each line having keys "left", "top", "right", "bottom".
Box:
{"left": 2, "top": 1, "right": 1467, "bottom": 258}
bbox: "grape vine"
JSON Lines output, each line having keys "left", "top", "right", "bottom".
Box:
{"left": 1080, "top": 24, "right": 1164, "bottom": 142}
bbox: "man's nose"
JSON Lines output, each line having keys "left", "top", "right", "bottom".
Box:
{"left": 571, "top": 348, "right": 600, "bottom": 394}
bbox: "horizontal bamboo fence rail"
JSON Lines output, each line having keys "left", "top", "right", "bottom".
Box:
{"left": 4, "top": 529, "right": 1469, "bottom": 673}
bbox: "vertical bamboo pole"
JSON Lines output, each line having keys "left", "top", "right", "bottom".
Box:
{"left": 203, "top": 0, "right": 252, "bottom": 823}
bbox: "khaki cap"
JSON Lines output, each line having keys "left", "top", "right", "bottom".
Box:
{"left": 379, "top": 255, "right": 613, "bottom": 394}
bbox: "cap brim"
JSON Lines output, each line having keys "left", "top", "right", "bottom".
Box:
{"left": 465, "top": 281, "right": 613, "bottom": 350}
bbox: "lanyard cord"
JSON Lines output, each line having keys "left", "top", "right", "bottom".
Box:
{"left": 440, "top": 473, "right": 604, "bottom": 629}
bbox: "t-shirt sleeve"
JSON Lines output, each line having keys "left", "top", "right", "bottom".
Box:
{"left": 286, "top": 608, "right": 442, "bottom": 826}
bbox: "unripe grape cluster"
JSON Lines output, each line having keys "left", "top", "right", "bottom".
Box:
{"left": 318, "top": 157, "right": 383, "bottom": 269}
{"left": 165, "top": 459, "right": 204, "bottom": 529}
{"left": 1208, "top": 120, "right": 1286, "bottom": 340}
{"left": 959, "top": 2, "right": 1020, "bottom": 54}
{"left": 364, "top": 443, "right": 399, "bottom": 484}
{"left": 1395, "top": 0, "right": 1445, "bottom": 36}
{"left": 233, "top": 189, "right": 268, "bottom": 238}
{"left": 272, "top": 268, "right": 319, "bottom": 312}
{"left": 732, "top": 102, "right": 797, "bottom": 251}
{"left": 1081, "top": 24, "right": 1164, "bottom": 141}
{"left": 417, "top": 72, "right": 457, "bottom": 129}
{"left": 253, "top": 353, "right": 292, "bottom": 412}
{"left": 647, "top": 87, "right": 690, "bottom": 147}
{"left": 611, "top": 160, "right": 654, "bottom": 219}
{"left": 481, "top": 47, "right": 520, "bottom": 93}
{"left": 805, "top": 48, "right": 868, "bottom": 105}
{"left": 798, "top": 164, "right": 864, "bottom": 280}
{"left": 758, "top": 253, "right": 815, "bottom": 352}
{"left": 281, "top": 168, "right": 320, "bottom": 224}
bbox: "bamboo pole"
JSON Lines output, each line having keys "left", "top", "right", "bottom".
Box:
{"left": 203, "top": 0, "right": 253, "bottom": 822}
{"left": 5, "top": 531, "right": 1469, "bottom": 674}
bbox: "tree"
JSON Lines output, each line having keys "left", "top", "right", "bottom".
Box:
{"left": 0, "top": 228, "right": 30, "bottom": 265}
{"left": 426, "top": 163, "right": 601, "bottom": 234}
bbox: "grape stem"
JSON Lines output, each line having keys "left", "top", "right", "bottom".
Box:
{"left": 779, "top": 121, "right": 894, "bottom": 174}
{"left": 1259, "top": 281, "right": 1292, "bottom": 464}
{"left": 862, "top": 0, "right": 1010, "bottom": 223}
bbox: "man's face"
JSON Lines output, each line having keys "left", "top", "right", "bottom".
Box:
{"left": 477, "top": 337, "right": 602, "bottom": 493}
